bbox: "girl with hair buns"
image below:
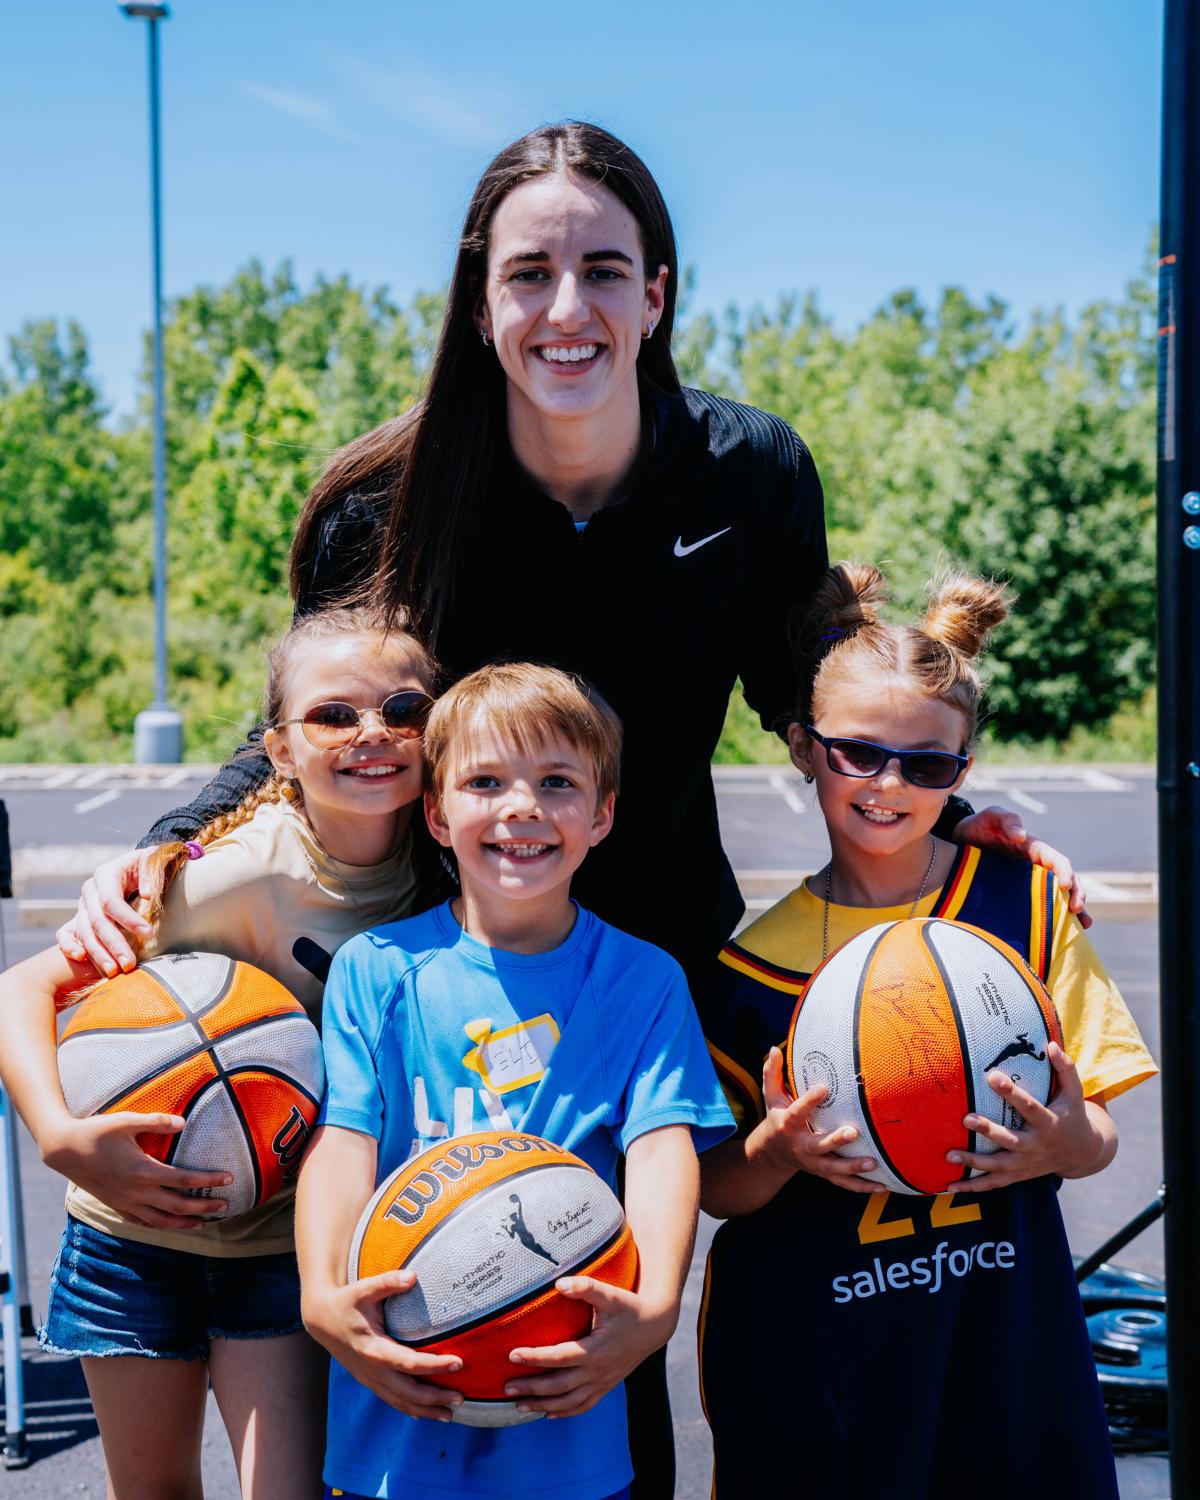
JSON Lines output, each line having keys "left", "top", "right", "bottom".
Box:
{"left": 0, "top": 606, "right": 438, "bottom": 1500}
{"left": 693, "top": 563, "right": 1155, "bottom": 1500}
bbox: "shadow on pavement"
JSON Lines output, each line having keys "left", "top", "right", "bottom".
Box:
{"left": 2, "top": 1343, "right": 98, "bottom": 1465}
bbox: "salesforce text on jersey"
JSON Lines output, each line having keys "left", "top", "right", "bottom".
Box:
{"left": 832, "top": 1239, "right": 1016, "bottom": 1303}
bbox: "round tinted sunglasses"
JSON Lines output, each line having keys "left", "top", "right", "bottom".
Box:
{"left": 804, "top": 724, "right": 968, "bottom": 790}
{"left": 278, "top": 691, "right": 434, "bottom": 749}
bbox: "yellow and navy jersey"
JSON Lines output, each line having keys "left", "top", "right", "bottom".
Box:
{"left": 699, "top": 844, "right": 1153, "bottom": 1135}
{"left": 694, "top": 848, "right": 1148, "bottom": 1500}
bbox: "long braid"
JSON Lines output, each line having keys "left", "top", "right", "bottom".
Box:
{"left": 135, "top": 776, "right": 291, "bottom": 939}
{"left": 110, "top": 603, "right": 438, "bottom": 970}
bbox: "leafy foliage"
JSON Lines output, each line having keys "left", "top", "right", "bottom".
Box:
{"left": 0, "top": 252, "right": 1156, "bottom": 761}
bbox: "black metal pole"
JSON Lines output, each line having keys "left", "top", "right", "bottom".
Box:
{"left": 1158, "top": 2, "right": 1200, "bottom": 1492}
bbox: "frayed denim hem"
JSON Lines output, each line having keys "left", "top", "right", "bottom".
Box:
{"left": 37, "top": 1324, "right": 207, "bottom": 1361}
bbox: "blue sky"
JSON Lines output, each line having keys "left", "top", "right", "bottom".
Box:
{"left": 5, "top": 0, "right": 1162, "bottom": 418}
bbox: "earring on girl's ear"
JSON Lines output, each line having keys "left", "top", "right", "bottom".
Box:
{"left": 804, "top": 773, "right": 815, "bottom": 785}
{"left": 481, "top": 330, "right": 490, "bottom": 347}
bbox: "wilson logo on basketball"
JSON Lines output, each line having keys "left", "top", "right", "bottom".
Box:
{"left": 272, "top": 1106, "right": 312, "bottom": 1180}
{"left": 383, "top": 1136, "right": 558, "bottom": 1228}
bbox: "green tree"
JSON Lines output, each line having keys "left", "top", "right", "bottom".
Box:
{"left": 0, "top": 252, "right": 1161, "bottom": 762}
{"left": 859, "top": 282, "right": 1155, "bottom": 740}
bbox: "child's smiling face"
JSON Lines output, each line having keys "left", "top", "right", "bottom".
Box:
{"left": 425, "top": 723, "right": 615, "bottom": 908}
{"left": 264, "top": 635, "right": 429, "bottom": 831}
{"left": 789, "top": 680, "right": 972, "bottom": 865}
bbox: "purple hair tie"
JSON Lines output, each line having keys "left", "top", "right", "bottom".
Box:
{"left": 183, "top": 841, "right": 205, "bottom": 860}
{"left": 819, "top": 627, "right": 846, "bottom": 641}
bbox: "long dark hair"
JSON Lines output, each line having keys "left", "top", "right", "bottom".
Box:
{"left": 290, "top": 122, "right": 682, "bottom": 653}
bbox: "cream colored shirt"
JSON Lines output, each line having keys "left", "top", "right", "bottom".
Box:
{"left": 66, "top": 799, "right": 416, "bottom": 1256}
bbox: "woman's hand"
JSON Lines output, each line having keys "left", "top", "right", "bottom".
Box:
{"left": 752, "top": 1045, "right": 884, "bottom": 1194}
{"left": 952, "top": 807, "right": 1091, "bottom": 928}
{"left": 41, "top": 1112, "right": 233, "bottom": 1229}
{"left": 56, "top": 847, "right": 160, "bottom": 976}
{"left": 302, "top": 1268, "right": 464, "bottom": 1421}
{"left": 944, "top": 1043, "right": 1114, "bottom": 1192}
{"left": 503, "top": 1276, "right": 677, "bottom": 1419}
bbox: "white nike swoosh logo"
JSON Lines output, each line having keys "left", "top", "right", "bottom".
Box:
{"left": 673, "top": 527, "right": 732, "bottom": 558}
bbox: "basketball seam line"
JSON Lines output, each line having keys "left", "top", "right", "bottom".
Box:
{"left": 88, "top": 1013, "right": 315, "bottom": 1117}
{"left": 401, "top": 1222, "right": 630, "bottom": 1349}
{"left": 142, "top": 955, "right": 238, "bottom": 1020}
{"left": 851, "top": 924, "right": 917, "bottom": 1192}
{"left": 168, "top": 1021, "right": 264, "bottom": 1206}
{"left": 61, "top": 1006, "right": 301, "bottom": 1044}
{"left": 922, "top": 921, "right": 977, "bottom": 1171}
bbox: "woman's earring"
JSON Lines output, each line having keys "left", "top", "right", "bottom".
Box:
{"left": 642, "top": 320, "right": 656, "bottom": 340}
{"left": 481, "top": 330, "right": 490, "bottom": 348}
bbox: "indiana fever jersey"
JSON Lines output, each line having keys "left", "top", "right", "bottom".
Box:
{"left": 694, "top": 847, "right": 1120, "bottom": 1500}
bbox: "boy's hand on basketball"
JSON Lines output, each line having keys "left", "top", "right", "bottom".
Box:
{"left": 952, "top": 809, "right": 1091, "bottom": 929}
{"left": 503, "top": 1276, "right": 676, "bottom": 1418}
{"left": 41, "top": 1111, "right": 233, "bottom": 1229}
{"left": 944, "top": 1043, "right": 1111, "bottom": 1191}
{"left": 57, "top": 846, "right": 159, "bottom": 977}
{"left": 754, "top": 1046, "right": 884, "bottom": 1194}
{"left": 302, "top": 1269, "right": 465, "bottom": 1422}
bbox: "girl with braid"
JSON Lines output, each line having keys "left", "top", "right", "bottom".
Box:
{"left": 693, "top": 564, "right": 1155, "bottom": 1500}
{"left": 0, "top": 606, "right": 437, "bottom": 1500}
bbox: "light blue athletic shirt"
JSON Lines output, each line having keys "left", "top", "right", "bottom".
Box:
{"left": 318, "top": 900, "right": 734, "bottom": 1500}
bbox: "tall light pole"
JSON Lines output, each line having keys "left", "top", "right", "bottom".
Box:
{"left": 121, "top": 3, "right": 182, "bottom": 763}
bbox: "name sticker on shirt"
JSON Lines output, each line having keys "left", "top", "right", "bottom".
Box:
{"left": 461, "top": 1015, "right": 561, "bottom": 1095}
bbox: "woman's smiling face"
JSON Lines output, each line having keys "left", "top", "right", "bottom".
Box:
{"left": 480, "top": 172, "right": 667, "bottom": 429}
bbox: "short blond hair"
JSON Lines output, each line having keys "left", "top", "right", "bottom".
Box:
{"left": 424, "top": 663, "right": 622, "bottom": 802}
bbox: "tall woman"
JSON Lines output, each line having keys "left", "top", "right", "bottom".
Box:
{"left": 62, "top": 122, "right": 1082, "bottom": 1496}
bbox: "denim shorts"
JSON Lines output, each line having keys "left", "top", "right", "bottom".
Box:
{"left": 39, "top": 1215, "right": 304, "bottom": 1360}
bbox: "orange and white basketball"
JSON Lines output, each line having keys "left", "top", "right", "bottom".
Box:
{"left": 57, "top": 951, "right": 324, "bottom": 1216}
{"left": 785, "top": 918, "right": 1063, "bottom": 1197}
{"left": 350, "top": 1131, "right": 640, "bottom": 1427}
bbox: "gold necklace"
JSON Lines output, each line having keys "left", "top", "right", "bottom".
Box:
{"left": 820, "top": 834, "right": 939, "bottom": 961}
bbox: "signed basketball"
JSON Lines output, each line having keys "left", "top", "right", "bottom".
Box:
{"left": 785, "top": 918, "right": 1063, "bottom": 1196}
{"left": 349, "top": 1130, "right": 639, "bottom": 1426}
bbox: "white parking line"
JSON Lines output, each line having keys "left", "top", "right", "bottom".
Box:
{"left": 74, "top": 789, "right": 121, "bottom": 815}
{"left": 72, "top": 768, "right": 111, "bottom": 790}
{"left": 1081, "top": 768, "right": 1132, "bottom": 791}
{"left": 41, "top": 768, "right": 81, "bottom": 789}
{"left": 768, "top": 773, "right": 807, "bottom": 814}
{"left": 1004, "top": 788, "right": 1049, "bottom": 816}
